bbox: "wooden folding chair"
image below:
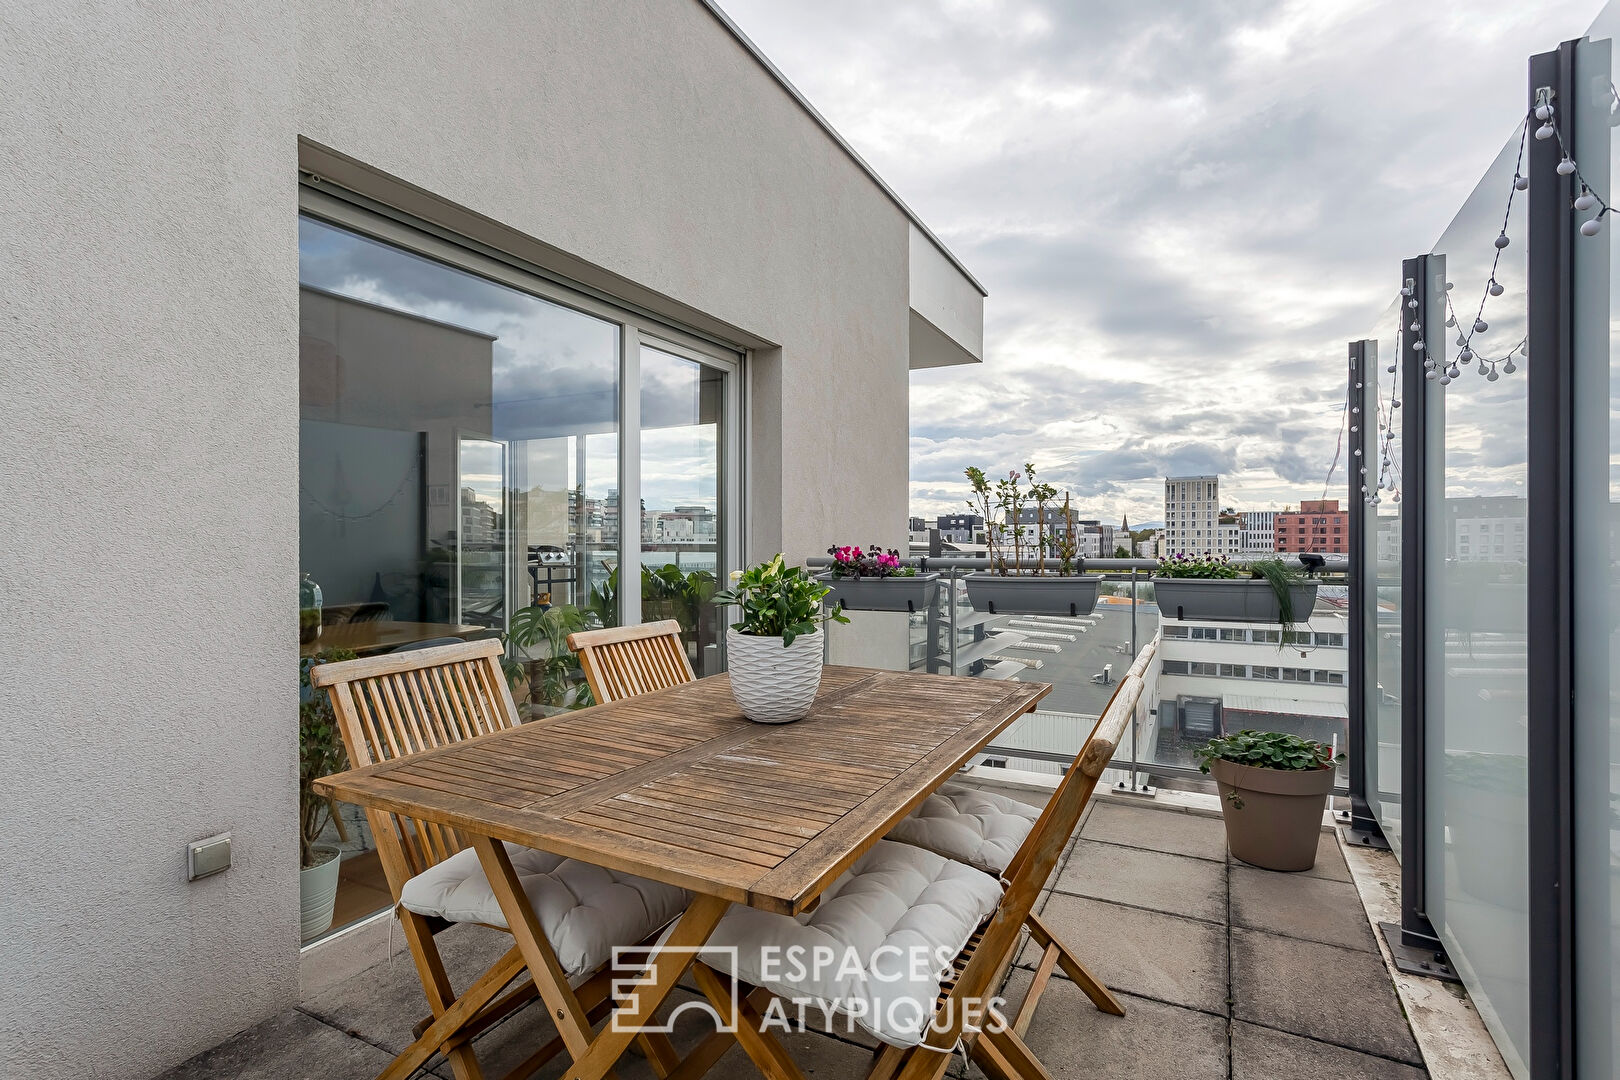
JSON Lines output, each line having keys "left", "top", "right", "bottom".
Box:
{"left": 684, "top": 675, "right": 1143, "bottom": 1080}
{"left": 309, "top": 638, "right": 687, "bottom": 1080}
{"left": 567, "top": 619, "right": 695, "bottom": 704}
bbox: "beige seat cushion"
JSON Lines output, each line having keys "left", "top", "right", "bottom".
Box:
{"left": 698, "top": 839, "right": 1002, "bottom": 1048}
{"left": 885, "top": 780, "right": 1041, "bottom": 875}
{"left": 399, "top": 843, "right": 690, "bottom": 983}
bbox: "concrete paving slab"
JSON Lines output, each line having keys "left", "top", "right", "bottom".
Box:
{"left": 1232, "top": 1021, "right": 1428, "bottom": 1079}
{"left": 1081, "top": 802, "right": 1229, "bottom": 861}
{"left": 300, "top": 923, "right": 513, "bottom": 1063}
{"left": 1232, "top": 927, "right": 1423, "bottom": 1065}
{"left": 1231, "top": 828, "right": 1351, "bottom": 881}
{"left": 157, "top": 1008, "right": 401, "bottom": 1080}
{"left": 1055, "top": 838, "right": 1227, "bottom": 922}
{"left": 1230, "top": 865, "right": 1378, "bottom": 952}
{"left": 1020, "top": 892, "right": 1228, "bottom": 1014}
{"left": 1004, "top": 972, "right": 1227, "bottom": 1080}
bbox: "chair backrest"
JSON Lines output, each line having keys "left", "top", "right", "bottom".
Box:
{"left": 927, "top": 675, "right": 1142, "bottom": 1046}
{"left": 309, "top": 638, "right": 518, "bottom": 884}
{"left": 565, "top": 619, "right": 695, "bottom": 704}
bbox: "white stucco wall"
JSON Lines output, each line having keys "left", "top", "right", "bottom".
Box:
{"left": 1, "top": 2, "right": 963, "bottom": 1077}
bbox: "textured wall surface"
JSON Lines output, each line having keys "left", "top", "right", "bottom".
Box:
{"left": 1, "top": 2, "right": 934, "bottom": 1076}
{"left": 0, "top": 6, "right": 300, "bottom": 1080}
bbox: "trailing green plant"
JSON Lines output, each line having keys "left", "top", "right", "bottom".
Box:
{"left": 1155, "top": 554, "right": 1308, "bottom": 640}
{"left": 299, "top": 647, "right": 357, "bottom": 868}
{"left": 712, "top": 554, "right": 849, "bottom": 646}
{"left": 1196, "top": 729, "right": 1343, "bottom": 810}
{"left": 504, "top": 602, "right": 595, "bottom": 710}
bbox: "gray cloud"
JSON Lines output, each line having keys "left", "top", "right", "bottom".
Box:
{"left": 721, "top": 0, "right": 1602, "bottom": 523}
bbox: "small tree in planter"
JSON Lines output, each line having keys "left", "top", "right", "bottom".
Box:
{"left": 1196, "top": 730, "right": 1342, "bottom": 871}
{"left": 1153, "top": 554, "right": 1317, "bottom": 632}
{"left": 819, "top": 544, "right": 939, "bottom": 613}
{"left": 712, "top": 555, "right": 848, "bottom": 724}
{"left": 963, "top": 464, "right": 1100, "bottom": 616}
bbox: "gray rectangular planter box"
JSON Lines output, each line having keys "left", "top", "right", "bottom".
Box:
{"left": 1153, "top": 578, "right": 1317, "bottom": 623}
{"left": 819, "top": 572, "right": 941, "bottom": 613}
{"left": 964, "top": 573, "right": 1101, "bottom": 616}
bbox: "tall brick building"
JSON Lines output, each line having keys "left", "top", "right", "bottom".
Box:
{"left": 1274, "top": 499, "right": 1349, "bottom": 554}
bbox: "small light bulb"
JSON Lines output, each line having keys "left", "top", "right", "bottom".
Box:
{"left": 1439, "top": 375, "right": 1452, "bottom": 385}
{"left": 1409, "top": 319, "right": 1420, "bottom": 332}
{"left": 1392, "top": 399, "right": 1402, "bottom": 408}
{"left": 1575, "top": 191, "right": 1596, "bottom": 211}
{"left": 1495, "top": 233, "right": 1511, "bottom": 249}
{"left": 1386, "top": 364, "right": 1396, "bottom": 373}
{"left": 1448, "top": 364, "right": 1460, "bottom": 378}
{"left": 1582, "top": 217, "right": 1603, "bottom": 236}
{"left": 1558, "top": 157, "right": 1577, "bottom": 176}
{"left": 1446, "top": 315, "right": 1456, "bottom": 327}
{"left": 1537, "top": 122, "right": 1556, "bottom": 140}
{"left": 1425, "top": 369, "right": 1438, "bottom": 381}
{"left": 1515, "top": 174, "right": 1530, "bottom": 190}
{"left": 1536, "top": 103, "right": 1553, "bottom": 121}
{"left": 1459, "top": 347, "right": 1474, "bottom": 363}
{"left": 1489, "top": 280, "right": 1504, "bottom": 296}
{"left": 1413, "top": 340, "right": 1425, "bottom": 352}
{"left": 1408, "top": 299, "right": 1419, "bottom": 310}
{"left": 1475, "top": 318, "right": 1489, "bottom": 333}
{"left": 1503, "top": 359, "right": 1517, "bottom": 374}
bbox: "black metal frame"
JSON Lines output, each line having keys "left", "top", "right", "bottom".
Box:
{"left": 1395, "top": 253, "right": 1447, "bottom": 958}
{"left": 1526, "top": 41, "right": 1577, "bottom": 1080}
{"left": 1345, "top": 339, "right": 1388, "bottom": 847}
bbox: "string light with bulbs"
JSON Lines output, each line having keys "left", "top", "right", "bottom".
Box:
{"left": 1362, "top": 88, "right": 1610, "bottom": 506}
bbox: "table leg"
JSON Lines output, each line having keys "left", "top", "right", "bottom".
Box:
{"left": 560, "top": 893, "right": 732, "bottom": 1080}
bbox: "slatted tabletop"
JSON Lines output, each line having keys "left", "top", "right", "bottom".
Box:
{"left": 316, "top": 665, "right": 1050, "bottom": 914}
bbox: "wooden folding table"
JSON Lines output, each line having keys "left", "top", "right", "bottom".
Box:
{"left": 316, "top": 664, "right": 1050, "bottom": 1080}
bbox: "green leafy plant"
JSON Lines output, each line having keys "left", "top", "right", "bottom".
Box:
{"left": 299, "top": 647, "right": 357, "bottom": 868}
{"left": 1155, "top": 554, "right": 1308, "bottom": 639}
{"left": 1055, "top": 492, "right": 1079, "bottom": 575}
{"left": 504, "top": 603, "right": 595, "bottom": 711}
{"left": 1196, "top": 729, "right": 1340, "bottom": 773}
{"left": 588, "top": 562, "right": 717, "bottom": 639}
{"left": 1195, "top": 729, "right": 1342, "bottom": 809}
{"left": 712, "top": 554, "right": 849, "bottom": 646}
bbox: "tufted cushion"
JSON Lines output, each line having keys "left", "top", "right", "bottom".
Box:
{"left": 885, "top": 781, "right": 1042, "bottom": 876}
{"left": 698, "top": 839, "right": 1002, "bottom": 1047}
{"left": 399, "top": 843, "right": 690, "bottom": 982}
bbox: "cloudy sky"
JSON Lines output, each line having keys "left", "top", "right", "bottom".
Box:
{"left": 720, "top": 0, "right": 1603, "bottom": 525}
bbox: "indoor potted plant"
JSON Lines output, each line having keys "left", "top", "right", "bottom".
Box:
{"left": 503, "top": 602, "right": 595, "bottom": 717}
{"left": 1153, "top": 554, "right": 1317, "bottom": 629}
{"left": 711, "top": 554, "right": 848, "bottom": 723}
{"left": 299, "top": 647, "right": 354, "bottom": 941}
{"left": 963, "top": 465, "right": 1100, "bottom": 616}
{"left": 819, "top": 544, "right": 940, "bottom": 612}
{"left": 1196, "top": 730, "right": 1341, "bottom": 871}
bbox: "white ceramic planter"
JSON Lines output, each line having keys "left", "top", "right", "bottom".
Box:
{"left": 725, "top": 626, "right": 824, "bottom": 724}
{"left": 299, "top": 846, "right": 342, "bottom": 942}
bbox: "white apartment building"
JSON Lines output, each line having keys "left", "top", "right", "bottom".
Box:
{"left": 1240, "top": 511, "right": 1277, "bottom": 554}
{"left": 1163, "top": 475, "right": 1220, "bottom": 555}
{"left": 1, "top": 4, "right": 988, "bottom": 1075}
{"left": 1216, "top": 521, "right": 1242, "bottom": 554}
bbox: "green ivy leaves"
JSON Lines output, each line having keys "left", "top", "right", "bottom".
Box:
{"left": 1193, "top": 728, "right": 1342, "bottom": 774}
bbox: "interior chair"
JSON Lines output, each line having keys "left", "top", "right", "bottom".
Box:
{"left": 684, "top": 677, "right": 1142, "bottom": 1080}
{"left": 566, "top": 619, "right": 694, "bottom": 704}
{"left": 309, "top": 638, "right": 691, "bottom": 1080}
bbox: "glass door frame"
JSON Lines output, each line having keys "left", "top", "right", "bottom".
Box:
{"left": 299, "top": 181, "right": 747, "bottom": 632}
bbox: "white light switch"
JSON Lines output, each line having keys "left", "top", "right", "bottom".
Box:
{"left": 188, "top": 833, "right": 232, "bottom": 881}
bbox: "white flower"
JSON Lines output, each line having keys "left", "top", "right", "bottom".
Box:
{"left": 728, "top": 570, "right": 743, "bottom": 582}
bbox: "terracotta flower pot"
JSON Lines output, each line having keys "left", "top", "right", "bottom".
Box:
{"left": 1208, "top": 758, "right": 1334, "bottom": 871}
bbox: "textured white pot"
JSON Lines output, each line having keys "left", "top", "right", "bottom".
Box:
{"left": 725, "top": 626, "right": 824, "bottom": 724}
{"left": 299, "top": 846, "right": 342, "bottom": 942}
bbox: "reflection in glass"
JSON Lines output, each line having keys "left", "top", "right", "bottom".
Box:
{"left": 1365, "top": 303, "right": 1404, "bottom": 854}
{"left": 639, "top": 345, "right": 724, "bottom": 674}
{"left": 297, "top": 213, "right": 619, "bottom": 940}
